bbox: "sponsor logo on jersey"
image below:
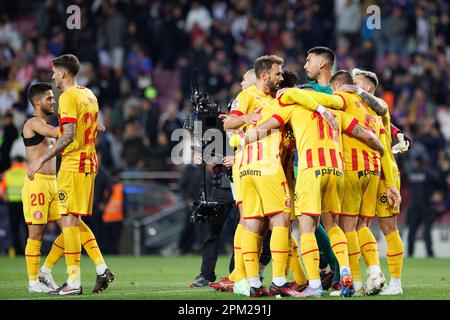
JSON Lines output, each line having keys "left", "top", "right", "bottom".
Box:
{"left": 315, "top": 168, "right": 344, "bottom": 178}
{"left": 239, "top": 169, "right": 262, "bottom": 178}
{"left": 358, "top": 170, "right": 381, "bottom": 178}
{"left": 230, "top": 99, "right": 240, "bottom": 110}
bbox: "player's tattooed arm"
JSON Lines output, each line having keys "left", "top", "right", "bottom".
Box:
{"left": 350, "top": 124, "right": 384, "bottom": 156}
{"left": 358, "top": 91, "right": 387, "bottom": 116}
{"left": 339, "top": 84, "right": 387, "bottom": 116}
{"left": 27, "top": 123, "right": 76, "bottom": 180}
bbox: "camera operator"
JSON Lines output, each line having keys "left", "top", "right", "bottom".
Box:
{"left": 189, "top": 152, "right": 239, "bottom": 287}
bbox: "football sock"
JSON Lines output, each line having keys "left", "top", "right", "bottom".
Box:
{"left": 228, "top": 270, "right": 236, "bottom": 282}
{"left": 232, "top": 223, "right": 246, "bottom": 282}
{"left": 241, "top": 229, "right": 260, "bottom": 280}
{"left": 358, "top": 226, "right": 380, "bottom": 270}
{"left": 345, "top": 231, "right": 361, "bottom": 282}
{"left": 316, "top": 224, "right": 340, "bottom": 281}
{"left": 248, "top": 277, "right": 262, "bottom": 288}
{"left": 385, "top": 230, "right": 404, "bottom": 280}
{"left": 327, "top": 226, "right": 350, "bottom": 270}
{"left": 43, "top": 232, "right": 64, "bottom": 270}
{"left": 300, "top": 233, "right": 320, "bottom": 282}
{"left": 257, "top": 233, "right": 263, "bottom": 255}
{"left": 270, "top": 226, "right": 289, "bottom": 285}
{"left": 285, "top": 236, "right": 292, "bottom": 276}
{"left": 25, "top": 239, "right": 42, "bottom": 282}
{"left": 390, "top": 278, "right": 401, "bottom": 287}
{"left": 63, "top": 225, "right": 81, "bottom": 288}
{"left": 79, "top": 220, "right": 106, "bottom": 273}
{"left": 290, "top": 235, "right": 307, "bottom": 285}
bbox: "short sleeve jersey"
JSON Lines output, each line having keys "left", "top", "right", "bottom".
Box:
{"left": 58, "top": 86, "right": 99, "bottom": 173}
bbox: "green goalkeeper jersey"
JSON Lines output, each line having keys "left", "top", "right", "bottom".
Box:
{"left": 297, "top": 81, "right": 332, "bottom": 94}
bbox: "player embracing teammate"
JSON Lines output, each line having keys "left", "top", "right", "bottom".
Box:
{"left": 212, "top": 47, "right": 408, "bottom": 298}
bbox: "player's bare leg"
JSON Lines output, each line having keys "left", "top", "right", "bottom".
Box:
{"left": 357, "top": 217, "right": 385, "bottom": 295}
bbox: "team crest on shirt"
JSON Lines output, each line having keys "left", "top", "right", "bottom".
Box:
{"left": 230, "top": 99, "right": 240, "bottom": 110}
{"left": 58, "top": 190, "right": 68, "bottom": 203}
{"left": 34, "top": 211, "right": 43, "bottom": 220}
{"left": 378, "top": 193, "right": 388, "bottom": 206}
{"left": 285, "top": 198, "right": 291, "bottom": 208}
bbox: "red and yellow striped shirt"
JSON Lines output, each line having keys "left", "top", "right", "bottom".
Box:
{"left": 240, "top": 99, "right": 284, "bottom": 167}
{"left": 335, "top": 91, "right": 383, "bottom": 172}
{"left": 272, "top": 92, "right": 358, "bottom": 172}
{"left": 58, "top": 86, "right": 99, "bottom": 173}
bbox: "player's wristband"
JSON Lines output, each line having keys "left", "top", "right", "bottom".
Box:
{"left": 316, "top": 104, "right": 326, "bottom": 114}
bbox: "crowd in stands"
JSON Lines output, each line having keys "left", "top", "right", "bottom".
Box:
{"left": 0, "top": 0, "right": 449, "bottom": 216}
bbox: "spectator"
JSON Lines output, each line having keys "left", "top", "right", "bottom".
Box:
{"left": 35, "top": 39, "right": 54, "bottom": 71}
{"left": 414, "top": 6, "right": 430, "bottom": 54}
{"left": 121, "top": 117, "right": 149, "bottom": 170}
{"left": 384, "top": 5, "right": 408, "bottom": 55}
{"left": 158, "top": 101, "right": 183, "bottom": 149}
{"left": 406, "top": 156, "right": 445, "bottom": 257}
{"left": 102, "top": 170, "right": 126, "bottom": 254}
{"left": 178, "top": 162, "right": 202, "bottom": 254}
{"left": 186, "top": 1, "right": 213, "bottom": 34}
{"left": 335, "top": 0, "right": 361, "bottom": 48}
{"left": 86, "top": 154, "right": 113, "bottom": 251}
{"left": 125, "top": 44, "right": 153, "bottom": 89}
{"left": 0, "top": 80, "right": 18, "bottom": 115}
{"left": 0, "top": 112, "right": 18, "bottom": 172}
{"left": 0, "top": 155, "right": 27, "bottom": 255}
{"left": 100, "top": 4, "right": 127, "bottom": 73}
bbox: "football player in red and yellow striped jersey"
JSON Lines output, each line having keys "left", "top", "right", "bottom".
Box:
{"left": 324, "top": 70, "right": 401, "bottom": 295}
{"left": 344, "top": 69, "right": 405, "bottom": 295}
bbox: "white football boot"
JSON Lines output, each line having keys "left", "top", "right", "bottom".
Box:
{"left": 364, "top": 271, "right": 386, "bottom": 295}
{"left": 380, "top": 282, "right": 403, "bottom": 296}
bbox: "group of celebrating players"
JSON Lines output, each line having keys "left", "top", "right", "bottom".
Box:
{"left": 208, "top": 46, "right": 410, "bottom": 298}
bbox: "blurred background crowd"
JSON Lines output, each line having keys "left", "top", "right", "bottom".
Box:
{"left": 0, "top": 0, "right": 449, "bottom": 256}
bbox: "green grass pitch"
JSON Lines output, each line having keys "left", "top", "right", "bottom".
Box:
{"left": 1, "top": 255, "right": 449, "bottom": 300}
